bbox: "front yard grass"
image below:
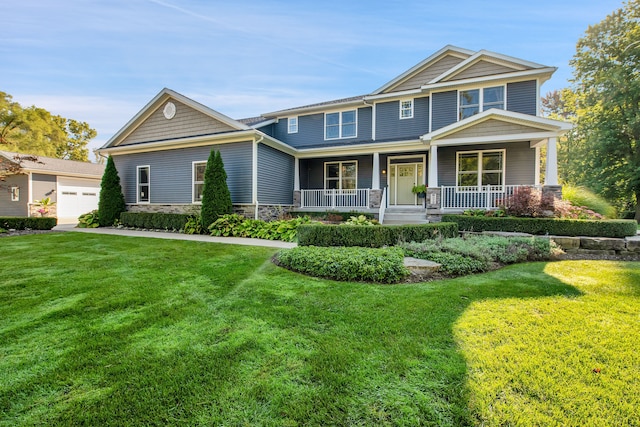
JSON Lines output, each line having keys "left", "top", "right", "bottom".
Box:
{"left": 1, "top": 233, "right": 638, "bottom": 426}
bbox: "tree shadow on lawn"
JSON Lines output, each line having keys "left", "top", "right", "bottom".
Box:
{"left": 206, "top": 261, "right": 584, "bottom": 426}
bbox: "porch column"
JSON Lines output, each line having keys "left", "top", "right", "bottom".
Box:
{"left": 534, "top": 146, "right": 541, "bottom": 186}
{"left": 294, "top": 157, "right": 300, "bottom": 191}
{"left": 545, "top": 137, "right": 558, "bottom": 186}
{"left": 428, "top": 145, "right": 438, "bottom": 187}
{"left": 372, "top": 152, "right": 380, "bottom": 190}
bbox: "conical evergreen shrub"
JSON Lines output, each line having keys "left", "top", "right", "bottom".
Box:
{"left": 201, "top": 149, "right": 233, "bottom": 229}
{"left": 98, "top": 156, "right": 126, "bottom": 226}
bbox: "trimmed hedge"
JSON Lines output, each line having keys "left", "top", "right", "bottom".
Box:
{"left": 0, "top": 217, "right": 57, "bottom": 230}
{"left": 442, "top": 214, "right": 638, "bottom": 238}
{"left": 276, "top": 246, "right": 409, "bottom": 283}
{"left": 297, "top": 222, "right": 459, "bottom": 247}
{"left": 119, "top": 212, "right": 192, "bottom": 231}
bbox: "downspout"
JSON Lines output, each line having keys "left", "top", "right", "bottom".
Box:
{"left": 253, "top": 135, "right": 264, "bottom": 220}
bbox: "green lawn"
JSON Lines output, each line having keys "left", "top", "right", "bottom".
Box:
{"left": 1, "top": 233, "right": 638, "bottom": 426}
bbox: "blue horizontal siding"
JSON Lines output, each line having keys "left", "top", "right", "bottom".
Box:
{"left": 376, "top": 97, "right": 429, "bottom": 140}
{"left": 431, "top": 91, "right": 457, "bottom": 131}
{"left": 112, "top": 142, "right": 253, "bottom": 205}
{"left": 507, "top": 80, "right": 537, "bottom": 116}
{"left": 274, "top": 107, "right": 373, "bottom": 149}
{"left": 257, "top": 144, "right": 294, "bottom": 204}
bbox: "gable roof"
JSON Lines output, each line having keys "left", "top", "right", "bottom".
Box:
{"left": 372, "top": 45, "right": 475, "bottom": 94}
{"left": 0, "top": 150, "right": 104, "bottom": 177}
{"left": 428, "top": 49, "right": 548, "bottom": 84}
{"left": 262, "top": 45, "right": 555, "bottom": 116}
{"left": 102, "top": 88, "right": 251, "bottom": 149}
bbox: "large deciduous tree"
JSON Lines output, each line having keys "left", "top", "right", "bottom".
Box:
{"left": 0, "top": 91, "right": 96, "bottom": 162}
{"left": 569, "top": 1, "right": 640, "bottom": 219}
{"left": 200, "top": 149, "right": 233, "bottom": 229}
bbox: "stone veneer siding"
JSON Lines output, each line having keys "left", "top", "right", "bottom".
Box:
{"left": 126, "top": 203, "right": 294, "bottom": 221}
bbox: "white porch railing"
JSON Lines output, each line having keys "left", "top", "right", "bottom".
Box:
{"left": 300, "top": 189, "right": 370, "bottom": 209}
{"left": 440, "top": 185, "right": 539, "bottom": 210}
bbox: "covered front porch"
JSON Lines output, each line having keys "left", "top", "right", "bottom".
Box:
{"left": 291, "top": 109, "right": 571, "bottom": 221}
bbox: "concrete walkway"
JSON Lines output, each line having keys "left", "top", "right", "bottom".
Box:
{"left": 53, "top": 224, "right": 296, "bottom": 249}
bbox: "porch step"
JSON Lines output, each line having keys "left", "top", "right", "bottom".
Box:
{"left": 382, "top": 211, "right": 429, "bottom": 225}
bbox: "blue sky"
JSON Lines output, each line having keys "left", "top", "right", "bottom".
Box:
{"left": 1, "top": 0, "right": 624, "bottom": 155}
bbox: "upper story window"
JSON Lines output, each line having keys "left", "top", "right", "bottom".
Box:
{"left": 459, "top": 86, "right": 505, "bottom": 120}
{"left": 325, "top": 110, "right": 357, "bottom": 140}
{"left": 288, "top": 116, "right": 298, "bottom": 134}
{"left": 192, "top": 161, "right": 206, "bottom": 203}
{"left": 137, "top": 165, "right": 150, "bottom": 203}
{"left": 400, "top": 99, "right": 414, "bottom": 119}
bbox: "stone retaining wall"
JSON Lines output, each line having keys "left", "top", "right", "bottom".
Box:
{"left": 471, "top": 230, "right": 640, "bottom": 258}
{"left": 551, "top": 235, "right": 640, "bottom": 257}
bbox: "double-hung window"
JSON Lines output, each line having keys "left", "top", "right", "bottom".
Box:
{"left": 400, "top": 99, "right": 414, "bottom": 119}
{"left": 192, "top": 161, "right": 206, "bottom": 203}
{"left": 288, "top": 116, "right": 298, "bottom": 134}
{"left": 457, "top": 150, "right": 505, "bottom": 188}
{"left": 459, "top": 86, "right": 505, "bottom": 120}
{"left": 325, "top": 110, "right": 356, "bottom": 140}
{"left": 137, "top": 165, "right": 150, "bottom": 203}
{"left": 325, "top": 161, "right": 357, "bottom": 190}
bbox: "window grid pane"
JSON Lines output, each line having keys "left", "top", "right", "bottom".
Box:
{"left": 325, "top": 161, "right": 357, "bottom": 190}
{"left": 400, "top": 100, "right": 413, "bottom": 118}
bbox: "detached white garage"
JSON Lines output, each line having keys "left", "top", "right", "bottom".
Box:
{"left": 0, "top": 151, "right": 105, "bottom": 224}
{"left": 57, "top": 177, "right": 101, "bottom": 223}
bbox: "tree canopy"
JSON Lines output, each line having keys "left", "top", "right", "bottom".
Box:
{"left": 568, "top": 0, "right": 640, "bottom": 219}
{"left": 0, "top": 91, "right": 96, "bottom": 162}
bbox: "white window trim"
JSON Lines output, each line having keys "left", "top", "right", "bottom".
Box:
{"left": 323, "top": 160, "right": 358, "bottom": 190}
{"left": 324, "top": 110, "right": 358, "bottom": 140}
{"left": 455, "top": 149, "right": 506, "bottom": 189}
{"left": 288, "top": 116, "right": 298, "bottom": 134}
{"left": 399, "top": 99, "right": 414, "bottom": 119}
{"left": 457, "top": 84, "right": 506, "bottom": 121}
{"left": 10, "top": 186, "right": 19, "bottom": 201}
{"left": 136, "top": 165, "right": 150, "bottom": 204}
{"left": 192, "top": 160, "right": 206, "bottom": 204}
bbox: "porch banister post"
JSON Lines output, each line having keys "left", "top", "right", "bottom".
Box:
{"left": 428, "top": 145, "right": 438, "bottom": 187}
{"left": 545, "top": 137, "right": 558, "bottom": 186}
{"left": 372, "top": 152, "right": 380, "bottom": 190}
{"left": 294, "top": 157, "right": 300, "bottom": 191}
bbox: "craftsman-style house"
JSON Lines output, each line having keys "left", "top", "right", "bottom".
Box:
{"left": 98, "top": 45, "right": 571, "bottom": 223}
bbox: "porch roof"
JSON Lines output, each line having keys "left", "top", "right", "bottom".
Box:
{"left": 421, "top": 109, "right": 572, "bottom": 147}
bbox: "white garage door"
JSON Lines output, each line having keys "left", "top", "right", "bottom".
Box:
{"left": 57, "top": 178, "right": 101, "bottom": 223}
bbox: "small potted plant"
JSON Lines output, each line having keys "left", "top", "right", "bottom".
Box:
{"left": 411, "top": 184, "right": 427, "bottom": 198}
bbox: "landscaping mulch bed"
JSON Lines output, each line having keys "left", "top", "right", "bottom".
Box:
{"left": 0, "top": 229, "right": 59, "bottom": 238}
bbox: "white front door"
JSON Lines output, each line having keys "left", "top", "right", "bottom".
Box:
{"left": 389, "top": 163, "right": 424, "bottom": 205}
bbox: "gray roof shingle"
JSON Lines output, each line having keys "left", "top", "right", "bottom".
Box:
{"left": 0, "top": 151, "right": 105, "bottom": 177}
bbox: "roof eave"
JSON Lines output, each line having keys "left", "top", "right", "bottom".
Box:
{"left": 262, "top": 98, "right": 366, "bottom": 118}
{"left": 422, "top": 67, "right": 557, "bottom": 92}
{"left": 102, "top": 88, "right": 250, "bottom": 149}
